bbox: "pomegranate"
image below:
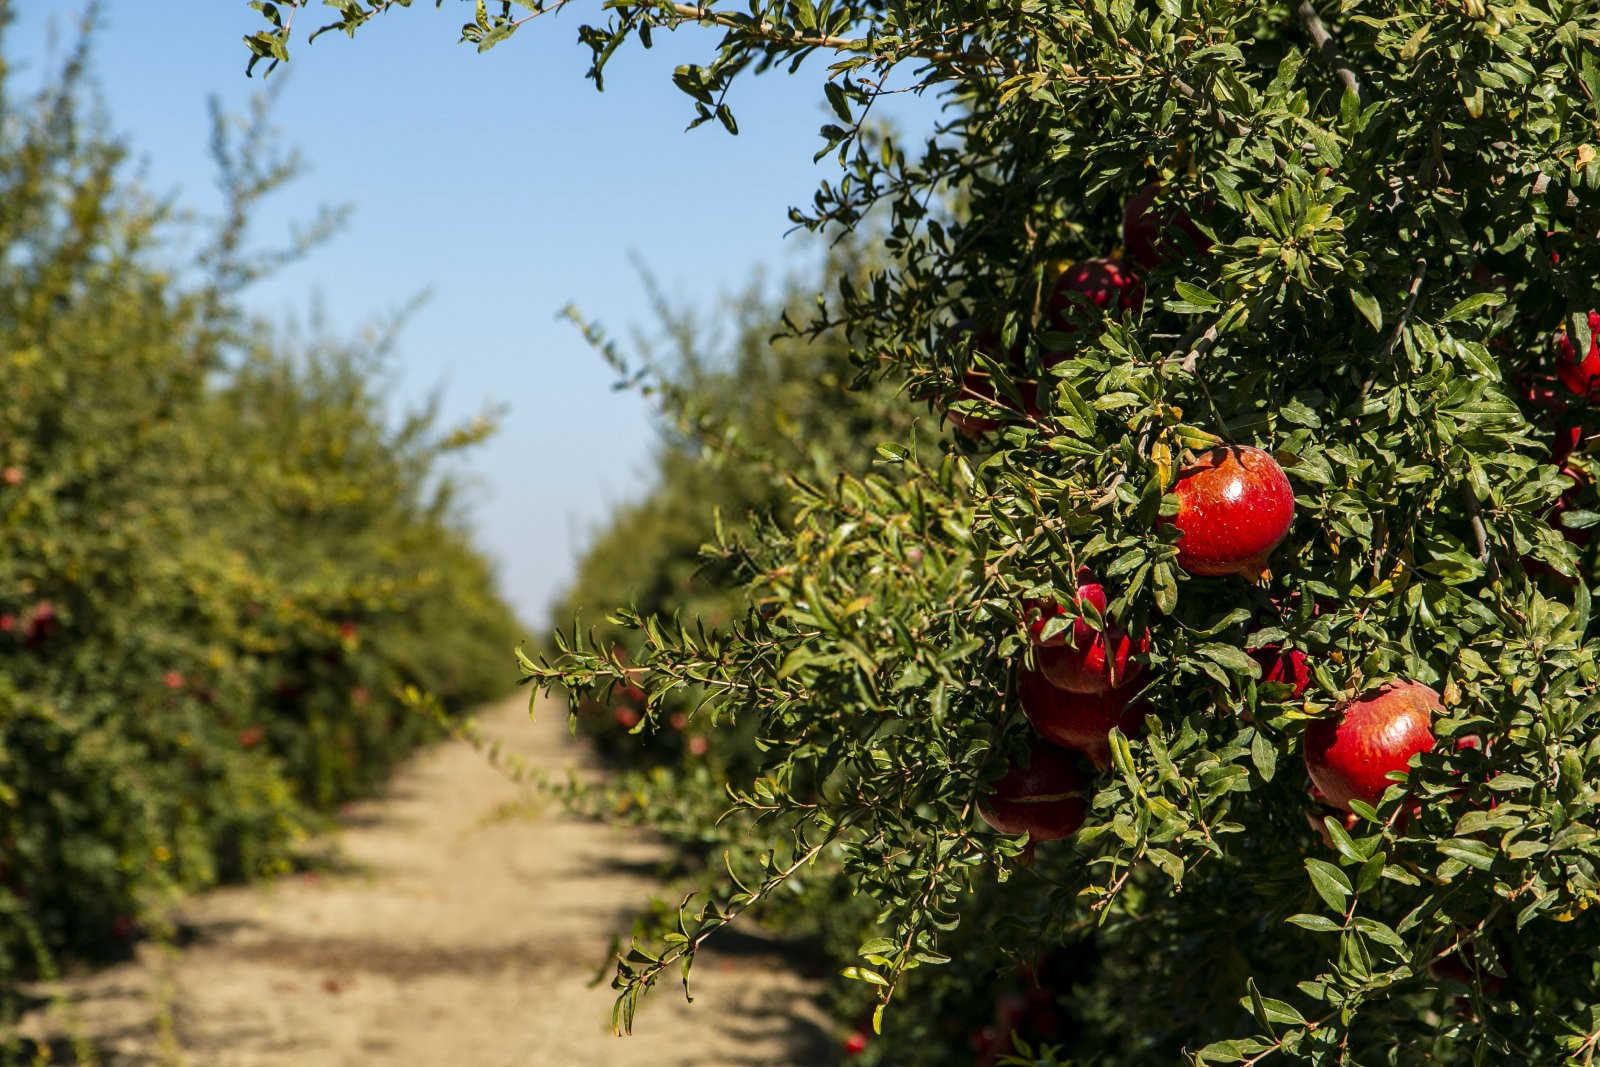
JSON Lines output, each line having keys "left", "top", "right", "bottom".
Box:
{"left": 1251, "top": 646, "right": 1310, "bottom": 698}
{"left": 1026, "top": 579, "right": 1147, "bottom": 693}
{"left": 1122, "top": 180, "right": 1213, "bottom": 269}
{"left": 1304, "top": 681, "right": 1440, "bottom": 812}
{"left": 1555, "top": 310, "right": 1600, "bottom": 398}
{"left": 1019, "top": 666, "right": 1142, "bottom": 769}
{"left": 1046, "top": 258, "right": 1144, "bottom": 336}
{"left": 1168, "top": 445, "right": 1295, "bottom": 578}
{"left": 979, "top": 740, "right": 1087, "bottom": 841}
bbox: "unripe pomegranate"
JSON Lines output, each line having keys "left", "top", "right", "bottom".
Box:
{"left": 1019, "top": 666, "right": 1142, "bottom": 769}
{"left": 979, "top": 741, "right": 1087, "bottom": 841}
{"left": 1556, "top": 311, "right": 1600, "bottom": 398}
{"left": 1304, "top": 682, "right": 1440, "bottom": 812}
{"left": 1168, "top": 446, "right": 1295, "bottom": 578}
{"left": 1026, "top": 579, "right": 1147, "bottom": 693}
{"left": 1122, "top": 181, "right": 1213, "bottom": 269}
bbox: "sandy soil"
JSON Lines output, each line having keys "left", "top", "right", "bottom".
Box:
{"left": 12, "top": 694, "right": 830, "bottom": 1066}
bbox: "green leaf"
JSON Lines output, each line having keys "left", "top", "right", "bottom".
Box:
{"left": 1305, "top": 858, "right": 1352, "bottom": 913}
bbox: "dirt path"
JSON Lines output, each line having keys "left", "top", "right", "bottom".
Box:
{"left": 15, "top": 694, "right": 829, "bottom": 1066}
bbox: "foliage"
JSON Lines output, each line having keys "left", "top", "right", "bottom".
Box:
{"left": 0, "top": 10, "right": 519, "bottom": 1015}
{"left": 251, "top": 0, "right": 1600, "bottom": 1062}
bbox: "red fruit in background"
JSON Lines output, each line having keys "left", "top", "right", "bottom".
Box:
{"left": 979, "top": 740, "right": 1087, "bottom": 841}
{"left": 1122, "top": 180, "right": 1213, "bottom": 269}
{"left": 947, "top": 370, "right": 1007, "bottom": 438}
{"left": 0, "top": 614, "right": 13, "bottom": 633}
{"left": 668, "top": 712, "right": 688, "bottom": 731}
{"left": 1019, "top": 667, "right": 1142, "bottom": 769}
{"left": 1, "top": 466, "right": 20, "bottom": 486}
{"left": 1046, "top": 258, "right": 1144, "bottom": 337}
{"left": 1169, "top": 446, "right": 1295, "bottom": 578}
{"left": 941, "top": 321, "right": 1037, "bottom": 437}
{"left": 1304, "top": 682, "right": 1440, "bottom": 812}
{"left": 22, "top": 600, "right": 57, "bottom": 647}
{"left": 1027, "top": 580, "right": 1147, "bottom": 693}
{"left": 687, "top": 735, "right": 710, "bottom": 756}
{"left": 1556, "top": 311, "right": 1600, "bottom": 398}
{"left": 338, "top": 621, "right": 359, "bottom": 641}
{"left": 162, "top": 671, "right": 185, "bottom": 691}
{"left": 614, "top": 706, "right": 641, "bottom": 730}
{"left": 1251, "top": 646, "right": 1310, "bottom": 698}
{"left": 238, "top": 725, "right": 266, "bottom": 749}
{"left": 843, "top": 1030, "right": 869, "bottom": 1056}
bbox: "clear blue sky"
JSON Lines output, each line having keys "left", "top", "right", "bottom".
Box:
{"left": 12, "top": 2, "right": 940, "bottom": 629}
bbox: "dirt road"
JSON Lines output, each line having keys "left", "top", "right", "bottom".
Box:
{"left": 14, "top": 694, "right": 829, "bottom": 1066}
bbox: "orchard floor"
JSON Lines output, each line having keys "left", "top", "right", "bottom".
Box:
{"left": 13, "top": 694, "right": 831, "bottom": 1066}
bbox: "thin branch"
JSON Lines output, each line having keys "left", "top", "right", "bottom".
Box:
{"left": 1377, "top": 259, "right": 1427, "bottom": 363}
{"left": 1296, "top": 2, "right": 1362, "bottom": 104}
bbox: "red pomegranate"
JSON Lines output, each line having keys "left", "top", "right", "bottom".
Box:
{"left": 1122, "top": 180, "right": 1213, "bottom": 269}
{"left": 1304, "top": 681, "right": 1440, "bottom": 812}
{"left": 1251, "top": 646, "right": 1310, "bottom": 698}
{"left": 1046, "top": 258, "right": 1144, "bottom": 335}
{"left": 1168, "top": 445, "right": 1295, "bottom": 578}
{"left": 1026, "top": 579, "right": 1147, "bottom": 693}
{"left": 979, "top": 741, "right": 1087, "bottom": 841}
{"left": 1019, "top": 666, "right": 1143, "bottom": 769}
{"left": 1556, "top": 311, "right": 1600, "bottom": 398}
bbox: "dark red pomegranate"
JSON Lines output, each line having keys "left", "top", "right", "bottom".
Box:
{"left": 1046, "top": 258, "right": 1144, "bottom": 336}
{"left": 979, "top": 740, "right": 1087, "bottom": 841}
{"left": 1251, "top": 646, "right": 1310, "bottom": 698}
{"left": 1019, "top": 667, "right": 1143, "bottom": 769}
{"left": 1122, "top": 180, "right": 1213, "bottom": 269}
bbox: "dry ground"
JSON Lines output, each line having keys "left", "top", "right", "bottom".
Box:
{"left": 11, "top": 694, "right": 830, "bottom": 1066}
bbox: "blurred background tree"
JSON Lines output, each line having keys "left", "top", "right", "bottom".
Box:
{"left": 0, "top": 8, "right": 520, "bottom": 1023}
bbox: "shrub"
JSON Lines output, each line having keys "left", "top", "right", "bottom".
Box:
{"left": 255, "top": 1, "right": 1600, "bottom": 1061}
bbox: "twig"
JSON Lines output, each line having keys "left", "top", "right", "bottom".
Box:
{"left": 1460, "top": 482, "right": 1499, "bottom": 582}
{"left": 1377, "top": 259, "right": 1427, "bottom": 363}
{"left": 1296, "top": 2, "right": 1362, "bottom": 103}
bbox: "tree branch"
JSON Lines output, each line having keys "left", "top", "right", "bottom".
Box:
{"left": 1296, "top": 2, "right": 1362, "bottom": 104}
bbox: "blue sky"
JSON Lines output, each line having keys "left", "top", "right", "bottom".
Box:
{"left": 12, "top": 2, "right": 941, "bottom": 630}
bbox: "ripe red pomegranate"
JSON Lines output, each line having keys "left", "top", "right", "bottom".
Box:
{"left": 1556, "top": 311, "right": 1600, "bottom": 397}
{"left": 162, "top": 671, "right": 185, "bottom": 691}
{"left": 979, "top": 740, "right": 1086, "bottom": 841}
{"left": 843, "top": 1030, "right": 869, "bottom": 1056}
{"left": 1251, "top": 646, "right": 1310, "bottom": 698}
{"left": 1122, "top": 181, "right": 1213, "bottom": 269}
{"left": 1304, "top": 681, "right": 1440, "bottom": 812}
{"left": 1019, "top": 667, "right": 1142, "bottom": 769}
{"left": 1046, "top": 258, "right": 1144, "bottom": 334}
{"left": 614, "top": 706, "right": 641, "bottom": 730}
{"left": 0, "top": 466, "right": 20, "bottom": 487}
{"left": 1026, "top": 579, "right": 1147, "bottom": 693}
{"left": 1168, "top": 446, "right": 1295, "bottom": 578}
